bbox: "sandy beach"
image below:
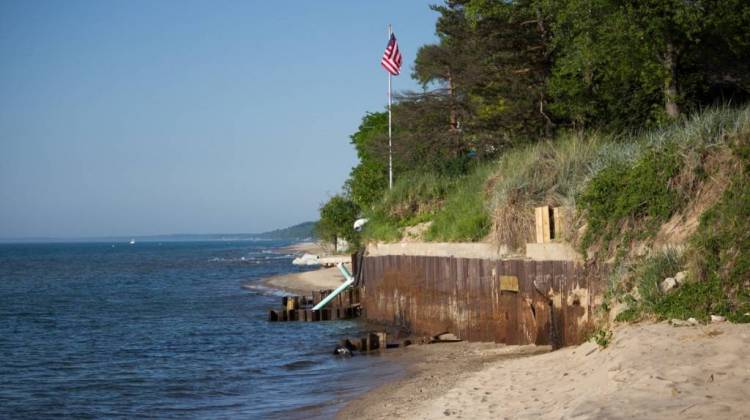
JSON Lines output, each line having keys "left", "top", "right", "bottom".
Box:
{"left": 250, "top": 241, "right": 347, "bottom": 295}
{"left": 339, "top": 322, "right": 750, "bottom": 419}
{"left": 338, "top": 343, "right": 551, "bottom": 419}
{"left": 260, "top": 267, "right": 346, "bottom": 295}
{"left": 276, "top": 241, "right": 328, "bottom": 255}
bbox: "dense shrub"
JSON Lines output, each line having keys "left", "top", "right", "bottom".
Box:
{"left": 315, "top": 195, "right": 360, "bottom": 249}
{"left": 577, "top": 144, "right": 683, "bottom": 251}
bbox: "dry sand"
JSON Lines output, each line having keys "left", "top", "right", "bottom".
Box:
{"left": 339, "top": 322, "right": 750, "bottom": 419}
{"left": 260, "top": 267, "right": 345, "bottom": 295}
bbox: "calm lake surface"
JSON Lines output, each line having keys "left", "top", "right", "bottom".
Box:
{"left": 0, "top": 240, "right": 400, "bottom": 419}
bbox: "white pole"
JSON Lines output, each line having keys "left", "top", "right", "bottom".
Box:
{"left": 387, "top": 24, "right": 393, "bottom": 190}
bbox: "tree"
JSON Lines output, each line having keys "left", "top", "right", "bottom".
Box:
{"left": 345, "top": 112, "right": 389, "bottom": 209}
{"left": 413, "top": 0, "right": 555, "bottom": 147}
{"left": 315, "top": 195, "right": 360, "bottom": 249}
{"left": 542, "top": 0, "right": 750, "bottom": 129}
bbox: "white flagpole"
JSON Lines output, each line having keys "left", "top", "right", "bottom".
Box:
{"left": 387, "top": 24, "right": 393, "bottom": 190}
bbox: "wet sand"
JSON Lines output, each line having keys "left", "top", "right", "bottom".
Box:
{"left": 338, "top": 322, "right": 750, "bottom": 419}
{"left": 338, "top": 343, "right": 550, "bottom": 419}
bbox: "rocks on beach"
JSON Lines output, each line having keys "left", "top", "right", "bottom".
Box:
{"left": 292, "top": 253, "right": 320, "bottom": 266}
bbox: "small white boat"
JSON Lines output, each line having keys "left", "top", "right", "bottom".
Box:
{"left": 129, "top": 239, "right": 135, "bottom": 245}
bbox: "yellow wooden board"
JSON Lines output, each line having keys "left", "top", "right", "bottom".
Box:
{"left": 535, "top": 207, "right": 545, "bottom": 244}
{"left": 553, "top": 207, "right": 564, "bottom": 240}
{"left": 499, "top": 275, "right": 519, "bottom": 292}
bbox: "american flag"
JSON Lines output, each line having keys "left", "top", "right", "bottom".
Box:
{"left": 381, "top": 33, "right": 402, "bottom": 76}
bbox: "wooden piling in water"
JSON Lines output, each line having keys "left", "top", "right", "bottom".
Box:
{"left": 267, "top": 287, "right": 362, "bottom": 323}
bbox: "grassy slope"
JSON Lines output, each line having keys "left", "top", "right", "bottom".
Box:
{"left": 364, "top": 105, "right": 750, "bottom": 322}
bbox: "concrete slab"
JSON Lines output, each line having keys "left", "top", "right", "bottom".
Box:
{"left": 366, "top": 242, "right": 512, "bottom": 260}
{"left": 525, "top": 242, "right": 582, "bottom": 262}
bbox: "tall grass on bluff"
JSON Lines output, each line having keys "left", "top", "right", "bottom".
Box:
{"left": 576, "top": 105, "right": 750, "bottom": 257}
{"left": 362, "top": 171, "right": 457, "bottom": 242}
{"left": 487, "top": 133, "right": 629, "bottom": 251}
{"left": 601, "top": 106, "right": 750, "bottom": 322}
{"left": 364, "top": 105, "right": 750, "bottom": 250}
{"left": 681, "top": 129, "right": 750, "bottom": 322}
{"left": 425, "top": 164, "right": 493, "bottom": 242}
{"left": 363, "top": 164, "right": 493, "bottom": 243}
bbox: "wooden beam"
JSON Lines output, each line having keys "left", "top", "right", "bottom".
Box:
{"left": 535, "top": 207, "right": 545, "bottom": 244}
{"left": 552, "top": 207, "right": 564, "bottom": 240}
{"left": 536, "top": 206, "right": 552, "bottom": 243}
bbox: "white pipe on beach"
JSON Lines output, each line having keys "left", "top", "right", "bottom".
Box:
{"left": 312, "top": 263, "right": 354, "bottom": 311}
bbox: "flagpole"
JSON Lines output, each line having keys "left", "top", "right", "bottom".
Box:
{"left": 387, "top": 24, "right": 393, "bottom": 190}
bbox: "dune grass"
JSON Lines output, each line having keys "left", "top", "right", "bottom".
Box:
{"left": 362, "top": 171, "right": 457, "bottom": 242}
{"left": 425, "top": 164, "right": 494, "bottom": 242}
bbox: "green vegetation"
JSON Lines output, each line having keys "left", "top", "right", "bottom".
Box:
{"left": 362, "top": 163, "right": 492, "bottom": 243}
{"left": 363, "top": 171, "right": 457, "bottom": 242}
{"left": 425, "top": 164, "right": 493, "bottom": 241}
{"left": 316, "top": 1, "right": 750, "bottom": 323}
{"left": 685, "top": 135, "right": 750, "bottom": 322}
{"left": 487, "top": 134, "right": 615, "bottom": 249}
{"left": 346, "top": 112, "right": 389, "bottom": 210}
{"left": 606, "top": 111, "right": 750, "bottom": 323}
{"left": 315, "top": 195, "right": 360, "bottom": 249}
{"left": 613, "top": 249, "right": 685, "bottom": 322}
{"left": 590, "top": 328, "right": 613, "bottom": 348}
{"left": 577, "top": 144, "right": 683, "bottom": 251}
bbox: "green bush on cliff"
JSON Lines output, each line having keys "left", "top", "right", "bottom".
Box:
{"left": 613, "top": 249, "right": 685, "bottom": 322}
{"left": 608, "top": 108, "right": 750, "bottom": 323}
{"left": 363, "top": 171, "right": 456, "bottom": 242}
{"left": 426, "top": 164, "right": 493, "bottom": 242}
{"left": 577, "top": 144, "right": 683, "bottom": 251}
{"left": 363, "top": 163, "right": 493, "bottom": 243}
{"left": 681, "top": 136, "right": 750, "bottom": 322}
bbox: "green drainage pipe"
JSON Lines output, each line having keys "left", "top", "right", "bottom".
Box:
{"left": 312, "top": 263, "right": 354, "bottom": 311}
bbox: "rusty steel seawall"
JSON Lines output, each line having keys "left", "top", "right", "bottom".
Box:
{"left": 360, "top": 255, "right": 605, "bottom": 348}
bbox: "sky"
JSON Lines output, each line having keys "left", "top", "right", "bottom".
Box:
{"left": 0, "top": 1, "right": 439, "bottom": 239}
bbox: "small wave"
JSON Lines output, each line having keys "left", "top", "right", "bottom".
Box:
{"left": 208, "top": 256, "right": 258, "bottom": 263}
{"left": 241, "top": 283, "right": 287, "bottom": 296}
{"left": 281, "top": 360, "right": 317, "bottom": 371}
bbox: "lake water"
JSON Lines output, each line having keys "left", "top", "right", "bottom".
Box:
{"left": 0, "top": 241, "right": 400, "bottom": 418}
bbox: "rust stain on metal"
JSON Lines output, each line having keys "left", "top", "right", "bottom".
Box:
{"left": 360, "top": 255, "right": 606, "bottom": 347}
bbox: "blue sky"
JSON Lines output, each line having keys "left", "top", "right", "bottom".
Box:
{"left": 0, "top": 1, "right": 438, "bottom": 238}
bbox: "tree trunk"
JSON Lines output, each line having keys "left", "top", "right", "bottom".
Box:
{"left": 664, "top": 42, "right": 680, "bottom": 119}
{"left": 447, "top": 70, "right": 458, "bottom": 131}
